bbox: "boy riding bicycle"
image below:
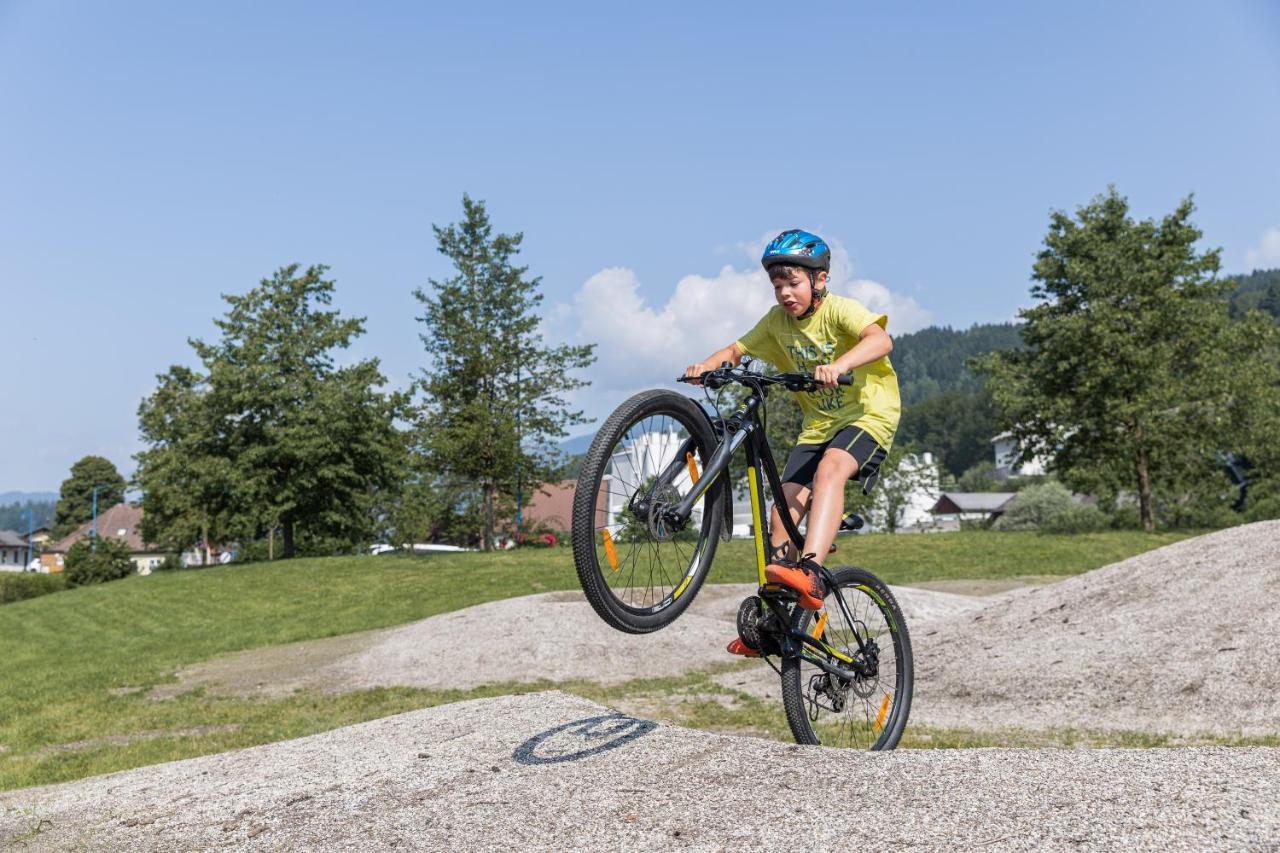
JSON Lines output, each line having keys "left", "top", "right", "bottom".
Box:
{"left": 683, "top": 229, "right": 900, "bottom": 651}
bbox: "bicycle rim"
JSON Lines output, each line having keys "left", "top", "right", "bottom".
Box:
{"left": 572, "top": 390, "right": 722, "bottom": 633}
{"left": 781, "top": 568, "right": 913, "bottom": 750}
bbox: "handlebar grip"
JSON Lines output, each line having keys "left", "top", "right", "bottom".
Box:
{"left": 837, "top": 374, "right": 853, "bottom": 386}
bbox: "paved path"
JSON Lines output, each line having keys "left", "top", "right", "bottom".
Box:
{"left": 4, "top": 691, "right": 1277, "bottom": 851}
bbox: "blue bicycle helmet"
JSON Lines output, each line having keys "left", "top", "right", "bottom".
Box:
{"left": 761, "top": 229, "right": 831, "bottom": 272}
{"left": 761, "top": 229, "right": 831, "bottom": 318}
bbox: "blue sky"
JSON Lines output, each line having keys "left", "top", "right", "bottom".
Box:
{"left": 2, "top": 1, "right": 1278, "bottom": 492}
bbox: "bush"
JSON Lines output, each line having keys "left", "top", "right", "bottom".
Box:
{"left": 154, "top": 553, "right": 186, "bottom": 572}
{"left": 63, "top": 538, "right": 136, "bottom": 587}
{"left": 1158, "top": 498, "right": 1237, "bottom": 530}
{"left": 957, "top": 461, "right": 1002, "bottom": 492}
{"left": 1043, "top": 501, "right": 1108, "bottom": 533}
{"left": 1109, "top": 504, "right": 1141, "bottom": 530}
{"left": 992, "top": 482, "right": 1104, "bottom": 532}
{"left": 0, "top": 572, "right": 66, "bottom": 604}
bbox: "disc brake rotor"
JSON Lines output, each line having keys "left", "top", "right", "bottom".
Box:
{"left": 645, "top": 484, "right": 682, "bottom": 541}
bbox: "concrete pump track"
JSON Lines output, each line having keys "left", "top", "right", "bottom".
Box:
{"left": 2, "top": 522, "right": 1277, "bottom": 850}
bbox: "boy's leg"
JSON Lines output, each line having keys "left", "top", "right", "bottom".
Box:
{"left": 768, "top": 482, "right": 810, "bottom": 560}
{"left": 802, "top": 448, "right": 859, "bottom": 564}
{"left": 769, "top": 441, "right": 826, "bottom": 559}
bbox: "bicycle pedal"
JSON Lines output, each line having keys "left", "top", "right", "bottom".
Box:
{"left": 759, "top": 582, "right": 797, "bottom": 600}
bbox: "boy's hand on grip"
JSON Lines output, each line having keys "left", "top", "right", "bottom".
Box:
{"left": 813, "top": 364, "right": 843, "bottom": 388}
{"left": 683, "top": 362, "right": 713, "bottom": 385}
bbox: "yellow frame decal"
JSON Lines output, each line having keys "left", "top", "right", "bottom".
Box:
{"left": 747, "top": 466, "right": 767, "bottom": 585}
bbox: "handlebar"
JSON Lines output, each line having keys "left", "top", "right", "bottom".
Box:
{"left": 677, "top": 365, "right": 853, "bottom": 393}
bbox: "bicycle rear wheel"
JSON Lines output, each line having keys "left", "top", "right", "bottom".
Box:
{"left": 571, "top": 389, "right": 725, "bottom": 633}
{"left": 780, "top": 566, "right": 913, "bottom": 750}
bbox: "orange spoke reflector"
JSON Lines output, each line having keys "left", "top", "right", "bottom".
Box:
{"left": 685, "top": 452, "right": 699, "bottom": 485}
{"left": 811, "top": 611, "right": 828, "bottom": 639}
{"left": 874, "top": 694, "right": 892, "bottom": 733}
{"left": 601, "top": 529, "right": 620, "bottom": 572}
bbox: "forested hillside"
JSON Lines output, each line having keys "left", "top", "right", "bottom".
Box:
{"left": 891, "top": 270, "right": 1277, "bottom": 478}
{"left": 886, "top": 323, "right": 1018, "bottom": 477}
{"left": 0, "top": 500, "right": 55, "bottom": 531}
{"left": 1226, "top": 268, "right": 1280, "bottom": 319}
{"left": 892, "top": 322, "right": 1023, "bottom": 406}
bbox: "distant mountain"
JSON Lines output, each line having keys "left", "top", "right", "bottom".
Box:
{"left": 0, "top": 491, "right": 57, "bottom": 505}
{"left": 558, "top": 433, "right": 595, "bottom": 456}
{"left": 892, "top": 322, "right": 1024, "bottom": 406}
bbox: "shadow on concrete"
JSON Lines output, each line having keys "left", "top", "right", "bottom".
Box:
{"left": 512, "top": 714, "right": 657, "bottom": 765}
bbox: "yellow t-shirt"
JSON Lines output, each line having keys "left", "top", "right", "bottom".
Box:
{"left": 736, "top": 294, "right": 900, "bottom": 449}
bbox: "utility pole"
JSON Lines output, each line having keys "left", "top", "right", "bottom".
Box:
{"left": 515, "top": 360, "right": 522, "bottom": 539}
{"left": 24, "top": 507, "right": 33, "bottom": 570}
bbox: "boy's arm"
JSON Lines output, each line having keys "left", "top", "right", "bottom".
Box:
{"left": 683, "top": 342, "right": 744, "bottom": 383}
{"left": 813, "top": 325, "right": 893, "bottom": 387}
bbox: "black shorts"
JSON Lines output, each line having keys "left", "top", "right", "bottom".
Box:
{"left": 781, "top": 425, "right": 889, "bottom": 495}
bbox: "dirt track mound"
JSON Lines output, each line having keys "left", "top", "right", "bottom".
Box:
{"left": 914, "top": 521, "right": 1280, "bottom": 736}
{"left": 3, "top": 691, "right": 1276, "bottom": 850}
{"left": 153, "top": 584, "right": 981, "bottom": 698}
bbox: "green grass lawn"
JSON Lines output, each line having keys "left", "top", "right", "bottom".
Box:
{"left": 0, "top": 529, "right": 1195, "bottom": 791}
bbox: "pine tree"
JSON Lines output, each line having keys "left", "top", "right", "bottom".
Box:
{"left": 413, "top": 196, "right": 596, "bottom": 550}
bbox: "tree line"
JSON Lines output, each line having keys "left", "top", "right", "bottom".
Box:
{"left": 133, "top": 196, "right": 595, "bottom": 558}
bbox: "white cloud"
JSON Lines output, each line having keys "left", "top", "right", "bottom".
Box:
{"left": 549, "top": 238, "right": 932, "bottom": 405}
{"left": 1245, "top": 226, "right": 1280, "bottom": 271}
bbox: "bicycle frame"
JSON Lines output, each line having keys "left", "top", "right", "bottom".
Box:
{"left": 664, "top": 384, "right": 875, "bottom": 679}
{"left": 666, "top": 392, "right": 801, "bottom": 582}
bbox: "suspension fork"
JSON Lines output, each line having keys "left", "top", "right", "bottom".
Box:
{"left": 628, "top": 434, "right": 700, "bottom": 515}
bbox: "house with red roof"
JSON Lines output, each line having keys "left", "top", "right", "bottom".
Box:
{"left": 45, "top": 503, "right": 169, "bottom": 574}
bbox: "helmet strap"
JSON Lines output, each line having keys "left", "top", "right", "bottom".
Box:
{"left": 798, "top": 270, "right": 826, "bottom": 320}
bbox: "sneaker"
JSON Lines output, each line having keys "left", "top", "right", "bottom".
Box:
{"left": 726, "top": 637, "right": 761, "bottom": 658}
{"left": 764, "top": 557, "right": 827, "bottom": 610}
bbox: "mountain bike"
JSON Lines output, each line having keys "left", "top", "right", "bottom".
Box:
{"left": 571, "top": 364, "right": 913, "bottom": 750}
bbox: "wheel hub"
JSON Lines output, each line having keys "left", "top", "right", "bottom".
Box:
{"left": 645, "top": 484, "right": 683, "bottom": 541}
{"left": 849, "top": 639, "right": 880, "bottom": 698}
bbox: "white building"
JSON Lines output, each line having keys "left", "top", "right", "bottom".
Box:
{"left": 600, "top": 428, "right": 705, "bottom": 533}
{"left": 882, "top": 451, "right": 943, "bottom": 532}
{"left": 0, "top": 530, "right": 29, "bottom": 571}
{"left": 992, "top": 432, "right": 1049, "bottom": 479}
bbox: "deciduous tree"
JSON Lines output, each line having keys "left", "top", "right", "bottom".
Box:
{"left": 978, "top": 188, "right": 1280, "bottom": 531}
{"left": 136, "top": 265, "right": 408, "bottom": 558}
{"left": 53, "top": 456, "right": 126, "bottom": 538}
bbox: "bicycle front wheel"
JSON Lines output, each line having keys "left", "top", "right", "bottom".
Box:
{"left": 571, "top": 389, "right": 725, "bottom": 633}
{"left": 780, "top": 566, "right": 913, "bottom": 750}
